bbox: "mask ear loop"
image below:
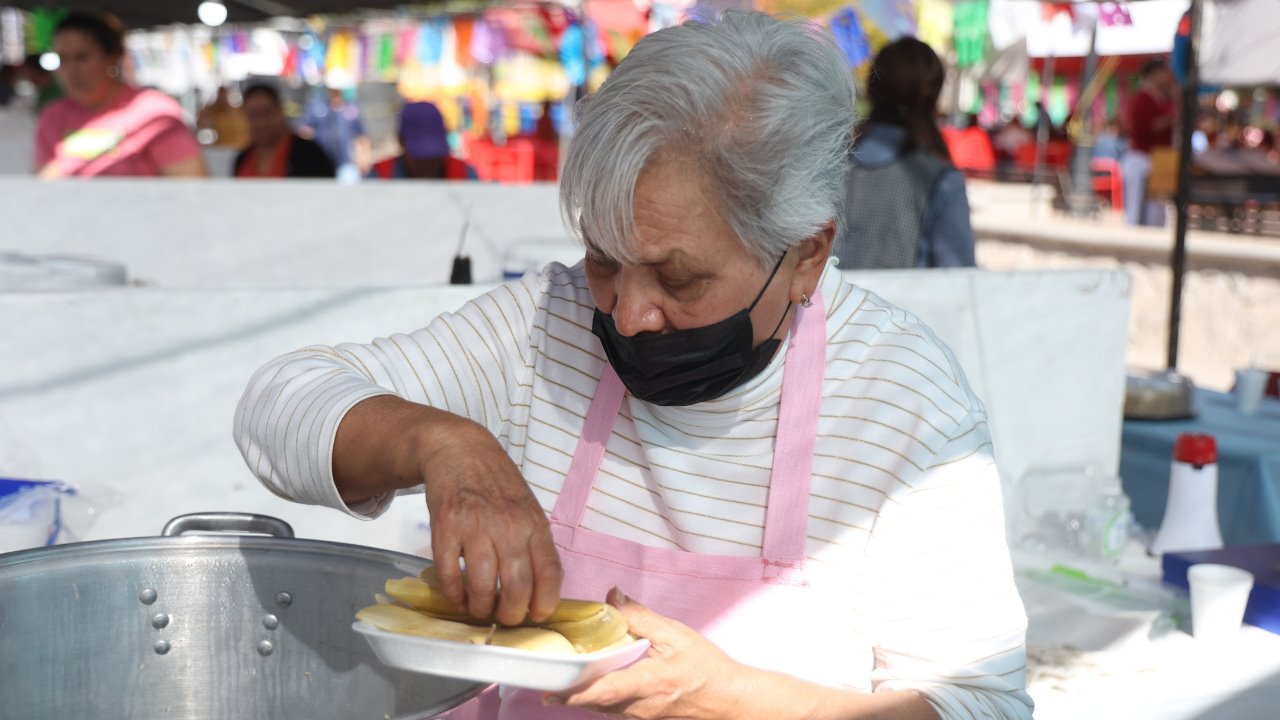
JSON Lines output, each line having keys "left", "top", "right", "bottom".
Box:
{"left": 747, "top": 252, "right": 788, "bottom": 312}
{"left": 749, "top": 252, "right": 793, "bottom": 343}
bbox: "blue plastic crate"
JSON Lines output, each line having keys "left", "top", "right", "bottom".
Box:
{"left": 1163, "top": 544, "right": 1280, "bottom": 635}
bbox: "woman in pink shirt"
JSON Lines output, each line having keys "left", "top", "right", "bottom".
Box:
{"left": 35, "top": 12, "right": 206, "bottom": 178}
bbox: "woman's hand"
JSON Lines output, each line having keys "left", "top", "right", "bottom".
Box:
{"left": 422, "top": 417, "right": 563, "bottom": 625}
{"left": 551, "top": 590, "right": 943, "bottom": 720}
{"left": 332, "top": 395, "right": 562, "bottom": 626}
{"left": 550, "top": 589, "right": 750, "bottom": 720}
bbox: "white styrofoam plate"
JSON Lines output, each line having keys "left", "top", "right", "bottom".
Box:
{"left": 353, "top": 621, "right": 651, "bottom": 691}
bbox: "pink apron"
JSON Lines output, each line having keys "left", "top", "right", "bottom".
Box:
{"left": 447, "top": 291, "right": 867, "bottom": 719}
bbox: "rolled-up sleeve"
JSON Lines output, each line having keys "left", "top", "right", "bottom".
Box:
{"left": 865, "top": 412, "right": 1034, "bottom": 719}
{"left": 233, "top": 270, "right": 546, "bottom": 519}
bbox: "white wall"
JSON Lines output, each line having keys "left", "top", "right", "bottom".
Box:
{"left": 0, "top": 287, "right": 489, "bottom": 551}
{"left": 0, "top": 269, "right": 1130, "bottom": 552}
{"left": 847, "top": 269, "right": 1132, "bottom": 499}
{"left": 0, "top": 178, "right": 572, "bottom": 287}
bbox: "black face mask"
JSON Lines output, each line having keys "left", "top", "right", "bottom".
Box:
{"left": 591, "top": 254, "right": 790, "bottom": 406}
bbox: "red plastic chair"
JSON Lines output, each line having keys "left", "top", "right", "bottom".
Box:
{"left": 532, "top": 139, "right": 559, "bottom": 182}
{"left": 467, "top": 138, "right": 535, "bottom": 184}
{"left": 1013, "top": 144, "right": 1038, "bottom": 170}
{"left": 1014, "top": 141, "right": 1073, "bottom": 174}
{"left": 1090, "top": 157, "right": 1123, "bottom": 210}
{"left": 945, "top": 127, "right": 997, "bottom": 174}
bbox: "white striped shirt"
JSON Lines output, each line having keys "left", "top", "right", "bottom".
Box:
{"left": 234, "top": 259, "right": 1032, "bottom": 719}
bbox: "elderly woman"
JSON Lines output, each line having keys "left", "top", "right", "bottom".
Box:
{"left": 235, "top": 12, "right": 1031, "bottom": 720}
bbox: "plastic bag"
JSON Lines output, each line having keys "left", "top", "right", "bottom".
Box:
{"left": 0, "top": 478, "right": 118, "bottom": 553}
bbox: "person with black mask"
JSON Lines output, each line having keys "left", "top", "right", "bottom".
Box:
{"left": 234, "top": 12, "right": 1030, "bottom": 720}
{"left": 837, "top": 37, "right": 976, "bottom": 269}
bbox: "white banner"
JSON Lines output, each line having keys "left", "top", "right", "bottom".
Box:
{"left": 1200, "top": 0, "right": 1280, "bottom": 86}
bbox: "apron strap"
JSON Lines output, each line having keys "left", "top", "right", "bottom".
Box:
{"left": 549, "top": 365, "right": 626, "bottom": 528}
{"left": 761, "top": 291, "right": 825, "bottom": 564}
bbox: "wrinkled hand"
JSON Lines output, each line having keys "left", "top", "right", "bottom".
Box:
{"left": 422, "top": 417, "right": 563, "bottom": 625}
{"left": 550, "top": 589, "right": 749, "bottom": 720}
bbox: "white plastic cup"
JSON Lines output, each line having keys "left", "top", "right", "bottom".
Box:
{"left": 1188, "top": 563, "right": 1254, "bottom": 642}
{"left": 1235, "top": 369, "right": 1268, "bottom": 416}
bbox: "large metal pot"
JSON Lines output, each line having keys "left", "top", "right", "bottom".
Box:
{"left": 0, "top": 512, "right": 485, "bottom": 719}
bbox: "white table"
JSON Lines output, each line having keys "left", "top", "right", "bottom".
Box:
{"left": 1021, "top": 549, "right": 1280, "bottom": 719}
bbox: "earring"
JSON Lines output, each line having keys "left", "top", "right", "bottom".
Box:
{"left": 800, "top": 294, "right": 812, "bottom": 308}
{"left": 107, "top": 66, "right": 120, "bottom": 79}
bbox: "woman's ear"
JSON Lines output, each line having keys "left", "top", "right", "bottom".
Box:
{"left": 791, "top": 220, "right": 835, "bottom": 302}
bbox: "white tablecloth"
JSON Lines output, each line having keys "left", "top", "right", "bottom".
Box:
{"left": 1022, "top": 549, "right": 1280, "bottom": 719}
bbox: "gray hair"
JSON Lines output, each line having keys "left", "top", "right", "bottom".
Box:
{"left": 560, "top": 10, "right": 857, "bottom": 268}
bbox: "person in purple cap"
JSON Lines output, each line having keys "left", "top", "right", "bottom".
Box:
{"left": 379, "top": 101, "right": 454, "bottom": 180}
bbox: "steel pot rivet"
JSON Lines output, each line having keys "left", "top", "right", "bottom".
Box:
{"left": 262, "top": 614, "right": 279, "bottom": 630}
{"left": 151, "top": 613, "right": 170, "bottom": 630}
{"left": 274, "top": 592, "right": 292, "bottom": 608}
{"left": 153, "top": 640, "right": 171, "bottom": 655}
{"left": 257, "top": 640, "right": 274, "bottom": 657}
{"left": 139, "top": 588, "right": 158, "bottom": 605}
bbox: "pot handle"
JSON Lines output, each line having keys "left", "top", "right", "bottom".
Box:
{"left": 162, "top": 512, "right": 295, "bottom": 539}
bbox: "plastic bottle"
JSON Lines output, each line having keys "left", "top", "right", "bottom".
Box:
{"left": 1082, "top": 476, "right": 1131, "bottom": 560}
{"left": 1150, "top": 432, "right": 1224, "bottom": 556}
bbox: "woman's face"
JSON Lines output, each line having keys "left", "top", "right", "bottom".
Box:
{"left": 53, "top": 30, "right": 119, "bottom": 108}
{"left": 585, "top": 158, "right": 808, "bottom": 348}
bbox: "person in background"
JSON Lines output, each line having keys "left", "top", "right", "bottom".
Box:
{"left": 299, "top": 86, "right": 371, "bottom": 177}
{"left": 1261, "top": 130, "right": 1278, "bottom": 165}
{"left": 20, "top": 54, "right": 63, "bottom": 113}
{"left": 378, "top": 101, "right": 450, "bottom": 179}
{"left": 0, "top": 64, "right": 14, "bottom": 107}
{"left": 534, "top": 98, "right": 557, "bottom": 142}
{"left": 524, "top": 98, "right": 562, "bottom": 182}
{"left": 1216, "top": 114, "right": 1243, "bottom": 150}
{"left": 1093, "top": 116, "right": 1127, "bottom": 162}
{"left": 234, "top": 83, "right": 334, "bottom": 179}
{"left": 838, "top": 37, "right": 975, "bottom": 269}
{"left": 197, "top": 85, "right": 249, "bottom": 149}
{"left": 993, "top": 112, "right": 1034, "bottom": 177}
{"left": 1190, "top": 116, "right": 1217, "bottom": 155}
{"left": 35, "top": 12, "right": 206, "bottom": 178}
{"left": 1121, "top": 58, "right": 1178, "bottom": 226}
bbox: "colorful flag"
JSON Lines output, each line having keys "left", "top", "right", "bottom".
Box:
{"left": 829, "top": 7, "right": 871, "bottom": 68}
{"left": 916, "top": 0, "right": 954, "bottom": 55}
{"left": 1099, "top": 2, "right": 1133, "bottom": 27}
{"left": 954, "top": 0, "right": 989, "bottom": 68}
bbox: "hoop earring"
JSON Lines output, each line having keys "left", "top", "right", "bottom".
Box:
{"left": 800, "top": 294, "right": 812, "bottom": 309}
{"left": 107, "top": 66, "right": 120, "bottom": 79}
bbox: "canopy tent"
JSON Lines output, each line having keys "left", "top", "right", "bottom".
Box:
{"left": 0, "top": 1, "right": 411, "bottom": 29}
{"left": 1023, "top": 0, "right": 1186, "bottom": 60}
{"left": 1198, "top": 0, "right": 1280, "bottom": 87}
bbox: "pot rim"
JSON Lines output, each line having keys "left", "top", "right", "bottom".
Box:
{"left": 0, "top": 533, "right": 432, "bottom": 571}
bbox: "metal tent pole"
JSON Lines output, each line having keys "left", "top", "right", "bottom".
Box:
{"left": 1066, "top": 12, "right": 1100, "bottom": 217}
{"left": 1167, "top": 0, "right": 1203, "bottom": 370}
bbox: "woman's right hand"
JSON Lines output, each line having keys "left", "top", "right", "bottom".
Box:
{"left": 333, "top": 395, "right": 563, "bottom": 626}
{"left": 420, "top": 416, "right": 564, "bottom": 625}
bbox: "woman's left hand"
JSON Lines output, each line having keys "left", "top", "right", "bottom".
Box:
{"left": 548, "top": 589, "right": 751, "bottom": 720}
